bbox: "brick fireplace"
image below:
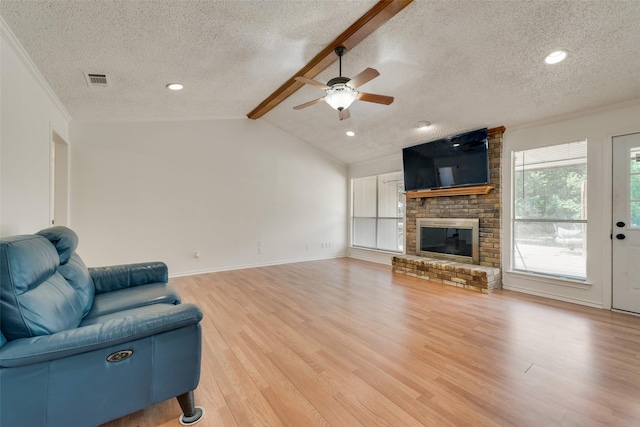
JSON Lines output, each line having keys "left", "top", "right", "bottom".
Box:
{"left": 392, "top": 127, "right": 504, "bottom": 293}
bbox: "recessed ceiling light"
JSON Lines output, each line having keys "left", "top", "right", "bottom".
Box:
{"left": 346, "top": 131, "right": 355, "bottom": 137}
{"left": 544, "top": 50, "right": 567, "bottom": 65}
{"left": 415, "top": 121, "right": 431, "bottom": 129}
{"left": 166, "top": 83, "right": 184, "bottom": 91}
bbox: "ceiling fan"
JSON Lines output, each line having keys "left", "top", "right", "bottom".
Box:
{"left": 293, "top": 46, "right": 394, "bottom": 121}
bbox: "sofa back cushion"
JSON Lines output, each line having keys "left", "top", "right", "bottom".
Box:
{"left": 37, "top": 226, "right": 95, "bottom": 317}
{"left": 36, "top": 226, "right": 78, "bottom": 264}
{"left": 0, "top": 234, "right": 90, "bottom": 341}
{"left": 58, "top": 253, "right": 95, "bottom": 317}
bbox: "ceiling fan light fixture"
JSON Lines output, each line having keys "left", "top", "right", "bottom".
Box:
{"left": 324, "top": 84, "right": 359, "bottom": 111}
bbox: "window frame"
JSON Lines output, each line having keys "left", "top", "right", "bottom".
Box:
{"left": 351, "top": 172, "right": 404, "bottom": 253}
{"left": 510, "top": 141, "right": 588, "bottom": 282}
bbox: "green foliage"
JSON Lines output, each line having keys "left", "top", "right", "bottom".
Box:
{"left": 631, "top": 202, "right": 640, "bottom": 227}
{"left": 632, "top": 169, "right": 640, "bottom": 227}
{"left": 515, "top": 165, "right": 587, "bottom": 220}
{"left": 629, "top": 155, "right": 640, "bottom": 226}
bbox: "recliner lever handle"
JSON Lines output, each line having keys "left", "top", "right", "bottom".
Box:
{"left": 106, "top": 349, "right": 133, "bottom": 362}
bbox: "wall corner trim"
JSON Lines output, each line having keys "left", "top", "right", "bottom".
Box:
{"left": 1, "top": 16, "right": 72, "bottom": 122}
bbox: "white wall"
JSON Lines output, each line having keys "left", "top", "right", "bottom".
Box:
{"left": 347, "top": 154, "right": 404, "bottom": 265}
{"left": 503, "top": 100, "right": 640, "bottom": 308}
{"left": 0, "top": 19, "right": 71, "bottom": 236}
{"left": 70, "top": 118, "right": 348, "bottom": 275}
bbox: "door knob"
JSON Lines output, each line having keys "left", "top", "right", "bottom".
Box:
{"left": 616, "top": 221, "right": 626, "bottom": 227}
{"left": 616, "top": 234, "right": 626, "bottom": 240}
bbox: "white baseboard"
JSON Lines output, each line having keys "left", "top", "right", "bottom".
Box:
{"left": 169, "top": 253, "right": 347, "bottom": 278}
{"left": 347, "top": 247, "right": 397, "bottom": 265}
{"left": 502, "top": 284, "right": 604, "bottom": 309}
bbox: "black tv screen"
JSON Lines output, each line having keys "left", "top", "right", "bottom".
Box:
{"left": 402, "top": 128, "right": 489, "bottom": 191}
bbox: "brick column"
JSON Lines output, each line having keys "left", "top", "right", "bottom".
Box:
{"left": 404, "top": 127, "right": 503, "bottom": 276}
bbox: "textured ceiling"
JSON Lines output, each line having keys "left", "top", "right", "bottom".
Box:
{"left": 2, "top": 1, "right": 640, "bottom": 165}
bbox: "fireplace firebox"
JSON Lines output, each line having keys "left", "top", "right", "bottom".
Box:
{"left": 416, "top": 218, "right": 479, "bottom": 264}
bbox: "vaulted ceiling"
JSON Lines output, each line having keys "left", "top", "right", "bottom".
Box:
{"left": 2, "top": 1, "right": 640, "bottom": 164}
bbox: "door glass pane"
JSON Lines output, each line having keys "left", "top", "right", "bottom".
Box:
{"left": 631, "top": 202, "right": 640, "bottom": 227}
{"left": 631, "top": 174, "right": 640, "bottom": 200}
{"left": 631, "top": 147, "right": 640, "bottom": 173}
{"left": 631, "top": 147, "right": 640, "bottom": 228}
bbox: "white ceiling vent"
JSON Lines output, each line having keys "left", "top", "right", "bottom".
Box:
{"left": 84, "top": 73, "right": 110, "bottom": 88}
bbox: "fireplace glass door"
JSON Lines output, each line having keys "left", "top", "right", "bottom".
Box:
{"left": 420, "top": 227, "right": 473, "bottom": 258}
{"left": 416, "top": 218, "right": 479, "bottom": 263}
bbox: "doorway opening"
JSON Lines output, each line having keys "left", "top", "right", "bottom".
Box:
{"left": 51, "top": 129, "right": 69, "bottom": 227}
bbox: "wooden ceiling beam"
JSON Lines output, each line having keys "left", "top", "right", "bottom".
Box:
{"left": 247, "top": 0, "right": 413, "bottom": 120}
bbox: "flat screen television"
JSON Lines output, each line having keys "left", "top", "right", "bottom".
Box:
{"left": 402, "top": 128, "right": 489, "bottom": 192}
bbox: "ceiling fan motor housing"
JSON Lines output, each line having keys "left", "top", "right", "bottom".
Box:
{"left": 327, "top": 76, "right": 351, "bottom": 87}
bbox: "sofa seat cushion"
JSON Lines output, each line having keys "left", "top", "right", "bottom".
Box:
{"left": 84, "top": 283, "right": 181, "bottom": 320}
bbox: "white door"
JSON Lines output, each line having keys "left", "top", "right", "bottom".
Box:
{"left": 612, "top": 132, "right": 640, "bottom": 314}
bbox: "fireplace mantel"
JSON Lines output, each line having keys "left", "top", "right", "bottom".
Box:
{"left": 405, "top": 184, "right": 494, "bottom": 199}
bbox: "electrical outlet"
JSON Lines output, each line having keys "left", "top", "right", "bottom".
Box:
{"left": 194, "top": 251, "right": 200, "bottom": 259}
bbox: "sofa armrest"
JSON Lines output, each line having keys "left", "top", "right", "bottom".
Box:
{"left": 89, "top": 261, "right": 168, "bottom": 294}
{"left": 0, "top": 303, "right": 202, "bottom": 368}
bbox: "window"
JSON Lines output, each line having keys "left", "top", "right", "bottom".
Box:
{"left": 352, "top": 172, "right": 404, "bottom": 252}
{"left": 631, "top": 146, "right": 640, "bottom": 227}
{"left": 512, "top": 141, "right": 587, "bottom": 280}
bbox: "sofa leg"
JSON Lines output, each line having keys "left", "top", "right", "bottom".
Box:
{"left": 177, "top": 391, "right": 205, "bottom": 425}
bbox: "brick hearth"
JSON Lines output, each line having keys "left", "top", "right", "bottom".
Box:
{"left": 392, "top": 255, "right": 501, "bottom": 293}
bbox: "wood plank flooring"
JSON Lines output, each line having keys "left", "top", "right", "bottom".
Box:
{"left": 101, "top": 258, "right": 640, "bottom": 427}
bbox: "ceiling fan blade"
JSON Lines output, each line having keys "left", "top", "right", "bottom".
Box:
{"left": 348, "top": 68, "right": 380, "bottom": 88}
{"left": 293, "top": 98, "right": 325, "bottom": 110}
{"left": 358, "top": 92, "right": 394, "bottom": 105}
{"left": 295, "top": 76, "right": 329, "bottom": 89}
{"left": 339, "top": 108, "right": 350, "bottom": 121}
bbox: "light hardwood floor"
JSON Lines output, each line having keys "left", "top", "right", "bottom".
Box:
{"left": 102, "top": 258, "right": 640, "bottom": 427}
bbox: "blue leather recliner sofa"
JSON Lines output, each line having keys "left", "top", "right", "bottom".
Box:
{"left": 0, "top": 226, "right": 204, "bottom": 426}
